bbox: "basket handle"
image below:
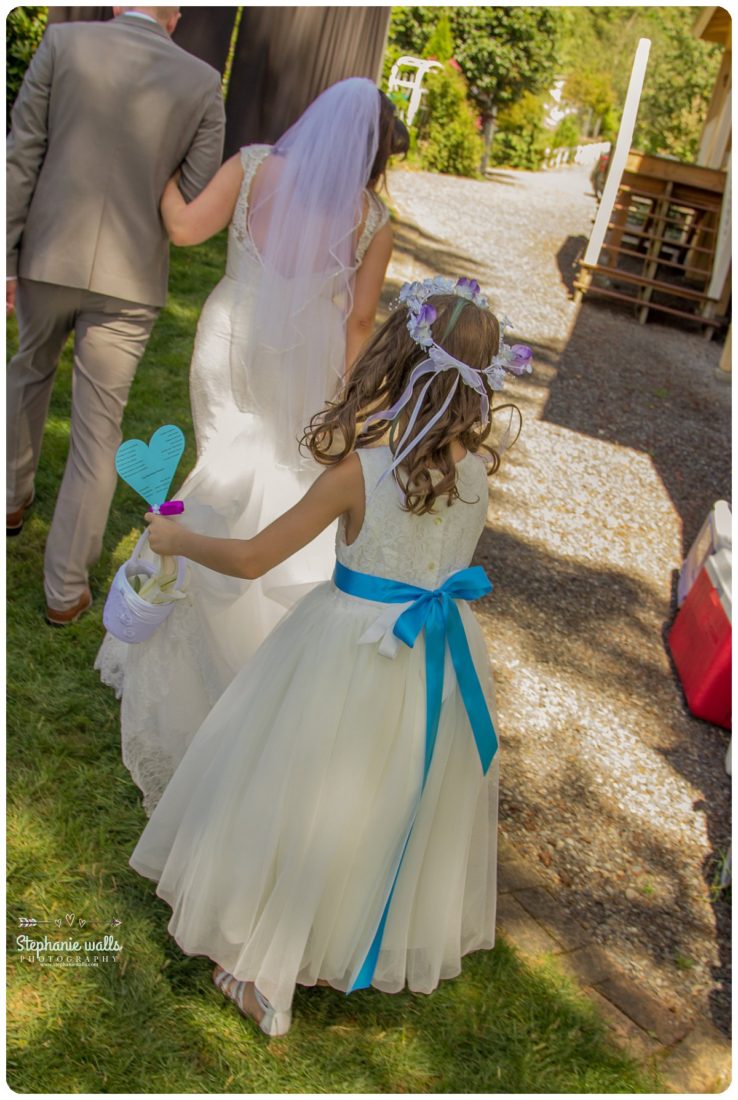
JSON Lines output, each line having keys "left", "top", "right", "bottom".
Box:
{"left": 131, "top": 526, "right": 186, "bottom": 590}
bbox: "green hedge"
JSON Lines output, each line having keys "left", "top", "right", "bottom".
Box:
{"left": 7, "top": 6, "right": 47, "bottom": 130}
{"left": 417, "top": 64, "right": 483, "bottom": 178}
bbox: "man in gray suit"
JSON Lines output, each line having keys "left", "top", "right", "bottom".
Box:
{"left": 7, "top": 7, "right": 225, "bottom": 624}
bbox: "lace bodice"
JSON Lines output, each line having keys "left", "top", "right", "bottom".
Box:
{"left": 337, "top": 446, "right": 489, "bottom": 590}
{"left": 356, "top": 190, "right": 390, "bottom": 263}
{"left": 226, "top": 145, "right": 389, "bottom": 280}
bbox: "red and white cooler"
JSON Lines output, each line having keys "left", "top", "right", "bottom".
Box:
{"left": 669, "top": 547, "right": 732, "bottom": 729}
{"left": 677, "top": 500, "right": 732, "bottom": 605}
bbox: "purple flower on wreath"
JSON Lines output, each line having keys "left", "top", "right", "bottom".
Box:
{"left": 407, "top": 302, "right": 437, "bottom": 348}
{"left": 504, "top": 344, "right": 533, "bottom": 375}
{"left": 455, "top": 277, "right": 480, "bottom": 298}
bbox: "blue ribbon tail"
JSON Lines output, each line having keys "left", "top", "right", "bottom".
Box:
{"left": 446, "top": 600, "right": 498, "bottom": 773}
{"left": 348, "top": 891, "right": 392, "bottom": 992}
{"left": 422, "top": 602, "right": 446, "bottom": 781}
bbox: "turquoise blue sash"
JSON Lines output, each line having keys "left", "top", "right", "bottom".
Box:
{"left": 333, "top": 560, "right": 498, "bottom": 991}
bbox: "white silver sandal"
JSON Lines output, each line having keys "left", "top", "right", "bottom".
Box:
{"left": 212, "top": 965, "right": 292, "bottom": 1037}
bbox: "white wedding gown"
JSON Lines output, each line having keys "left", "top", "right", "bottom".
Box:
{"left": 96, "top": 144, "right": 390, "bottom": 813}
{"left": 130, "top": 445, "right": 499, "bottom": 1014}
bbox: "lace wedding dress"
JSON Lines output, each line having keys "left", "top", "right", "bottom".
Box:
{"left": 130, "top": 445, "right": 499, "bottom": 1018}
{"left": 96, "top": 145, "right": 389, "bottom": 812}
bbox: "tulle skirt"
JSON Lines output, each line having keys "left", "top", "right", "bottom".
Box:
{"left": 130, "top": 581, "right": 499, "bottom": 1014}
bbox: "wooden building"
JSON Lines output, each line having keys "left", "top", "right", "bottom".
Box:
{"left": 574, "top": 14, "right": 731, "bottom": 338}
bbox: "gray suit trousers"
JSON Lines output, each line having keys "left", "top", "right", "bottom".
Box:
{"left": 7, "top": 278, "right": 158, "bottom": 610}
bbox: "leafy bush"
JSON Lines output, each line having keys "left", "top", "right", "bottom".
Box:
{"left": 489, "top": 91, "right": 547, "bottom": 170}
{"left": 7, "top": 6, "right": 47, "bottom": 130}
{"left": 551, "top": 114, "right": 581, "bottom": 149}
{"left": 424, "top": 10, "right": 453, "bottom": 63}
{"left": 417, "top": 64, "right": 482, "bottom": 177}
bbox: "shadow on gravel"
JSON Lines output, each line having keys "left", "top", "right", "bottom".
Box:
{"left": 475, "top": 525, "right": 723, "bottom": 742}
{"left": 540, "top": 299, "right": 731, "bottom": 552}
{"left": 556, "top": 235, "right": 588, "bottom": 297}
{"left": 390, "top": 220, "right": 488, "bottom": 284}
{"left": 474, "top": 519, "right": 731, "bottom": 1036}
{"left": 482, "top": 169, "right": 523, "bottom": 188}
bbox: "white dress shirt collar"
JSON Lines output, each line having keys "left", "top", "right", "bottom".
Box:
{"left": 121, "top": 11, "right": 158, "bottom": 24}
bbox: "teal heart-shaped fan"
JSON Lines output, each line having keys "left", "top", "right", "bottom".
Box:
{"left": 115, "top": 424, "right": 185, "bottom": 506}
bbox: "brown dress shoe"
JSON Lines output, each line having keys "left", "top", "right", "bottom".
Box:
{"left": 7, "top": 492, "right": 34, "bottom": 536}
{"left": 45, "top": 589, "right": 92, "bottom": 627}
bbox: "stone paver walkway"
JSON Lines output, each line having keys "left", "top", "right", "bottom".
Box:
{"left": 496, "top": 830, "right": 730, "bottom": 1092}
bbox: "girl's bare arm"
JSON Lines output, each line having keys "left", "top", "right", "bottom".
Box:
{"left": 145, "top": 455, "right": 363, "bottom": 579}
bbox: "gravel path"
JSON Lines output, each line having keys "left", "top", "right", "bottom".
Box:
{"left": 385, "top": 164, "right": 731, "bottom": 1035}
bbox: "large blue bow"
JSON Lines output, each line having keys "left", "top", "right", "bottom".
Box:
{"left": 333, "top": 560, "right": 499, "bottom": 992}
{"left": 334, "top": 560, "right": 498, "bottom": 778}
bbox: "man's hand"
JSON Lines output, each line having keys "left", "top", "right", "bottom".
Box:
{"left": 144, "top": 512, "right": 185, "bottom": 557}
{"left": 6, "top": 279, "right": 17, "bottom": 315}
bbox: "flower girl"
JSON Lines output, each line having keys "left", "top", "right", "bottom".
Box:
{"left": 131, "top": 277, "right": 532, "bottom": 1037}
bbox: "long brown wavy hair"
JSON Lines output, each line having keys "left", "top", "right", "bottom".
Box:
{"left": 301, "top": 294, "right": 521, "bottom": 515}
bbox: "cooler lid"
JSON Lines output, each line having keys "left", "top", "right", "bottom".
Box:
{"left": 707, "top": 548, "right": 732, "bottom": 623}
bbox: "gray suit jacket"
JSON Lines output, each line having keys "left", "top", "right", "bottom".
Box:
{"left": 7, "top": 14, "right": 226, "bottom": 307}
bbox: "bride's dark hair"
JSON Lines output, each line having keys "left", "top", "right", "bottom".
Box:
{"left": 301, "top": 294, "right": 521, "bottom": 515}
{"left": 368, "top": 92, "right": 409, "bottom": 190}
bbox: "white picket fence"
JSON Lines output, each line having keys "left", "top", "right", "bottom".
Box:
{"left": 541, "top": 140, "right": 611, "bottom": 170}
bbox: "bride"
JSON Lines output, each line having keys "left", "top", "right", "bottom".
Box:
{"left": 96, "top": 78, "right": 409, "bottom": 812}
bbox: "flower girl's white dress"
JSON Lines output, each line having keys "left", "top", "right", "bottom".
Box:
{"left": 96, "top": 145, "right": 389, "bottom": 812}
{"left": 130, "top": 446, "right": 499, "bottom": 1017}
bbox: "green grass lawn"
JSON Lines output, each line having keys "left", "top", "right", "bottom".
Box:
{"left": 7, "top": 239, "right": 662, "bottom": 1093}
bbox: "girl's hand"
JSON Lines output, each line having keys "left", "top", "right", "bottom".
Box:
{"left": 144, "top": 513, "right": 185, "bottom": 557}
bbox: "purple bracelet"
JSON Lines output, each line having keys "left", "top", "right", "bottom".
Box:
{"left": 149, "top": 501, "right": 184, "bottom": 516}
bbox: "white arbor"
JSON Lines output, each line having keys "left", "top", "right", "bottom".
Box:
{"left": 387, "top": 56, "right": 443, "bottom": 126}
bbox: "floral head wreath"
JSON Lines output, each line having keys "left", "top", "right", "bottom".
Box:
{"left": 361, "top": 276, "right": 532, "bottom": 481}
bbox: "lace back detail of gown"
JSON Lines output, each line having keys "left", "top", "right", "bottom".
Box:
{"left": 231, "top": 144, "right": 272, "bottom": 249}
{"left": 356, "top": 191, "right": 389, "bottom": 264}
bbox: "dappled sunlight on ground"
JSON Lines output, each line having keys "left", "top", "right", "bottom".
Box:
{"left": 387, "top": 162, "right": 730, "bottom": 1033}
{"left": 491, "top": 420, "right": 681, "bottom": 584}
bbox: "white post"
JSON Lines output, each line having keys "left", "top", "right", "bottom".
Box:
{"left": 717, "top": 324, "right": 731, "bottom": 377}
{"left": 580, "top": 38, "right": 652, "bottom": 271}
{"left": 707, "top": 152, "right": 731, "bottom": 301}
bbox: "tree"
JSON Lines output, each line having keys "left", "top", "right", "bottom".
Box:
{"left": 562, "top": 70, "right": 619, "bottom": 140}
{"left": 385, "top": 7, "right": 561, "bottom": 173}
{"left": 381, "top": 5, "right": 439, "bottom": 87}
{"left": 423, "top": 10, "right": 453, "bottom": 64}
{"left": 634, "top": 8, "right": 721, "bottom": 161}
{"left": 556, "top": 6, "right": 721, "bottom": 162}
{"left": 449, "top": 7, "right": 561, "bottom": 173}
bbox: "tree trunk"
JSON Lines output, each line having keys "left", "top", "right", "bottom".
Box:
{"left": 479, "top": 107, "right": 497, "bottom": 176}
